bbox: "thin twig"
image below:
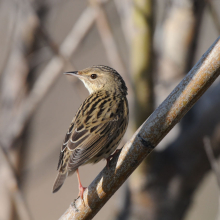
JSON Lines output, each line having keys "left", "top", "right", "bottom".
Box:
{"left": 91, "top": 0, "right": 134, "bottom": 104}
{"left": 114, "top": 0, "right": 132, "bottom": 45}
{"left": 23, "top": 0, "right": 75, "bottom": 70}
{"left": 203, "top": 136, "right": 220, "bottom": 220}
{"left": 91, "top": 1, "right": 131, "bottom": 79}
{"left": 92, "top": 1, "right": 126, "bottom": 75}
{"left": 59, "top": 36, "right": 220, "bottom": 220}
{"left": 0, "top": 1, "right": 18, "bottom": 78}
{"left": 8, "top": 6, "right": 97, "bottom": 144}
{"left": 203, "top": 136, "right": 220, "bottom": 189}
{"left": 207, "top": 0, "right": 220, "bottom": 34}
{"left": 0, "top": 146, "right": 32, "bottom": 220}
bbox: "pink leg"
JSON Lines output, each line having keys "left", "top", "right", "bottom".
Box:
{"left": 76, "top": 169, "right": 86, "bottom": 200}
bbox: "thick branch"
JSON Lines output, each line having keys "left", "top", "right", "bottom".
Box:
{"left": 60, "top": 36, "right": 220, "bottom": 220}
{"left": 138, "top": 81, "right": 220, "bottom": 220}
{"left": 127, "top": 1, "right": 154, "bottom": 218}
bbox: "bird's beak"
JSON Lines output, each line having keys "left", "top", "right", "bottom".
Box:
{"left": 64, "top": 71, "right": 85, "bottom": 81}
{"left": 64, "top": 71, "right": 78, "bottom": 76}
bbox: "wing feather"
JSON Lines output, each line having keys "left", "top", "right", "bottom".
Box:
{"left": 67, "top": 120, "right": 119, "bottom": 170}
{"left": 57, "top": 91, "right": 128, "bottom": 173}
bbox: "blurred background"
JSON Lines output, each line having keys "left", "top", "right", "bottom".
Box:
{"left": 0, "top": 0, "right": 220, "bottom": 219}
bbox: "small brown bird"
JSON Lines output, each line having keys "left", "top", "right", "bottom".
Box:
{"left": 52, "top": 65, "right": 129, "bottom": 199}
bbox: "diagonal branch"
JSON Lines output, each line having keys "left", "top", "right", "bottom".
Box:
{"left": 6, "top": 6, "right": 96, "bottom": 146}
{"left": 0, "top": 146, "right": 32, "bottom": 220}
{"left": 92, "top": 1, "right": 126, "bottom": 75}
{"left": 59, "top": 36, "right": 220, "bottom": 220}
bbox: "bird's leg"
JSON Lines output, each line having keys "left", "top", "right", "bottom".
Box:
{"left": 106, "top": 149, "right": 121, "bottom": 168}
{"left": 76, "top": 168, "right": 86, "bottom": 200}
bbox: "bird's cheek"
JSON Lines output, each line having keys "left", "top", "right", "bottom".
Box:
{"left": 99, "top": 84, "right": 105, "bottom": 90}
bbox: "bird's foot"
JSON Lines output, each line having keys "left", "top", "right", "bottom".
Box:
{"left": 78, "top": 185, "right": 87, "bottom": 200}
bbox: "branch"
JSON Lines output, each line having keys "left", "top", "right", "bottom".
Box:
{"left": 203, "top": 137, "right": 220, "bottom": 220}
{"left": 156, "top": 0, "right": 206, "bottom": 105}
{"left": 203, "top": 136, "right": 220, "bottom": 189}
{"left": 114, "top": 0, "right": 132, "bottom": 45}
{"left": 59, "top": 37, "right": 220, "bottom": 219}
{"left": 92, "top": 1, "right": 130, "bottom": 84}
{"left": 207, "top": 0, "right": 220, "bottom": 34}
{"left": 134, "top": 79, "right": 220, "bottom": 220}
{"left": 123, "top": 2, "right": 206, "bottom": 218}
{"left": 125, "top": 0, "right": 154, "bottom": 218}
{"left": 6, "top": 6, "right": 96, "bottom": 146}
{"left": 0, "top": 146, "right": 32, "bottom": 220}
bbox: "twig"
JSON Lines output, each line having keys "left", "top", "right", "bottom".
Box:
{"left": 93, "top": 2, "right": 126, "bottom": 74}
{"left": 203, "top": 137, "right": 220, "bottom": 220}
{"left": 91, "top": 1, "right": 129, "bottom": 79}
{"left": 23, "top": 0, "right": 75, "bottom": 70}
{"left": 8, "top": 6, "right": 96, "bottom": 144}
{"left": 203, "top": 136, "right": 220, "bottom": 189}
{"left": 114, "top": 0, "right": 132, "bottom": 45}
{"left": 91, "top": 0, "right": 134, "bottom": 106}
{"left": 0, "top": 1, "right": 18, "bottom": 78}
{"left": 0, "top": 146, "right": 32, "bottom": 220}
{"left": 59, "top": 36, "right": 220, "bottom": 220}
{"left": 207, "top": 0, "right": 220, "bottom": 34}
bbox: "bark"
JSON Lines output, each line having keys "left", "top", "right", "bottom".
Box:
{"left": 118, "top": 1, "right": 207, "bottom": 219}
{"left": 144, "top": 81, "right": 220, "bottom": 220}
{"left": 59, "top": 36, "right": 220, "bottom": 220}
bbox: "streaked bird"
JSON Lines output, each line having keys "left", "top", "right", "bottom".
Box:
{"left": 52, "top": 65, "right": 129, "bottom": 200}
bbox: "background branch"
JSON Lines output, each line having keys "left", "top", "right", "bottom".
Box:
{"left": 0, "top": 146, "right": 32, "bottom": 220}
{"left": 203, "top": 136, "right": 220, "bottom": 188}
{"left": 203, "top": 137, "right": 220, "bottom": 220}
{"left": 5, "top": 6, "right": 97, "bottom": 147}
{"left": 207, "top": 0, "right": 220, "bottom": 34}
{"left": 92, "top": 1, "right": 128, "bottom": 80}
{"left": 0, "top": 1, "right": 219, "bottom": 219}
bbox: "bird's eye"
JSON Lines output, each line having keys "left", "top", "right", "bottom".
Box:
{"left": 90, "top": 74, "right": 97, "bottom": 79}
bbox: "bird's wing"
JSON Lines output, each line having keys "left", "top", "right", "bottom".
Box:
{"left": 67, "top": 120, "right": 121, "bottom": 170}
{"left": 57, "top": 92, "right": 128, "bottom": 172}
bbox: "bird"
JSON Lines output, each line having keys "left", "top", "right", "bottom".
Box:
{"left": 52, "top": 65, "right": 129, "bottom": 200}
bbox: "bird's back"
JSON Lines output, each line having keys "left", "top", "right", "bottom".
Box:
{"left": 53, "top": 90, "right": 128, "bottom": 193}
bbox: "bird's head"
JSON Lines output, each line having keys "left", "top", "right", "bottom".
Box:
{"left": 64, "top": 65, "right": 127, "bottom": 95}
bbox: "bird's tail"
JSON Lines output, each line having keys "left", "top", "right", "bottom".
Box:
{"left": 52, "top": 172, "right": 68, "bottom": 193}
